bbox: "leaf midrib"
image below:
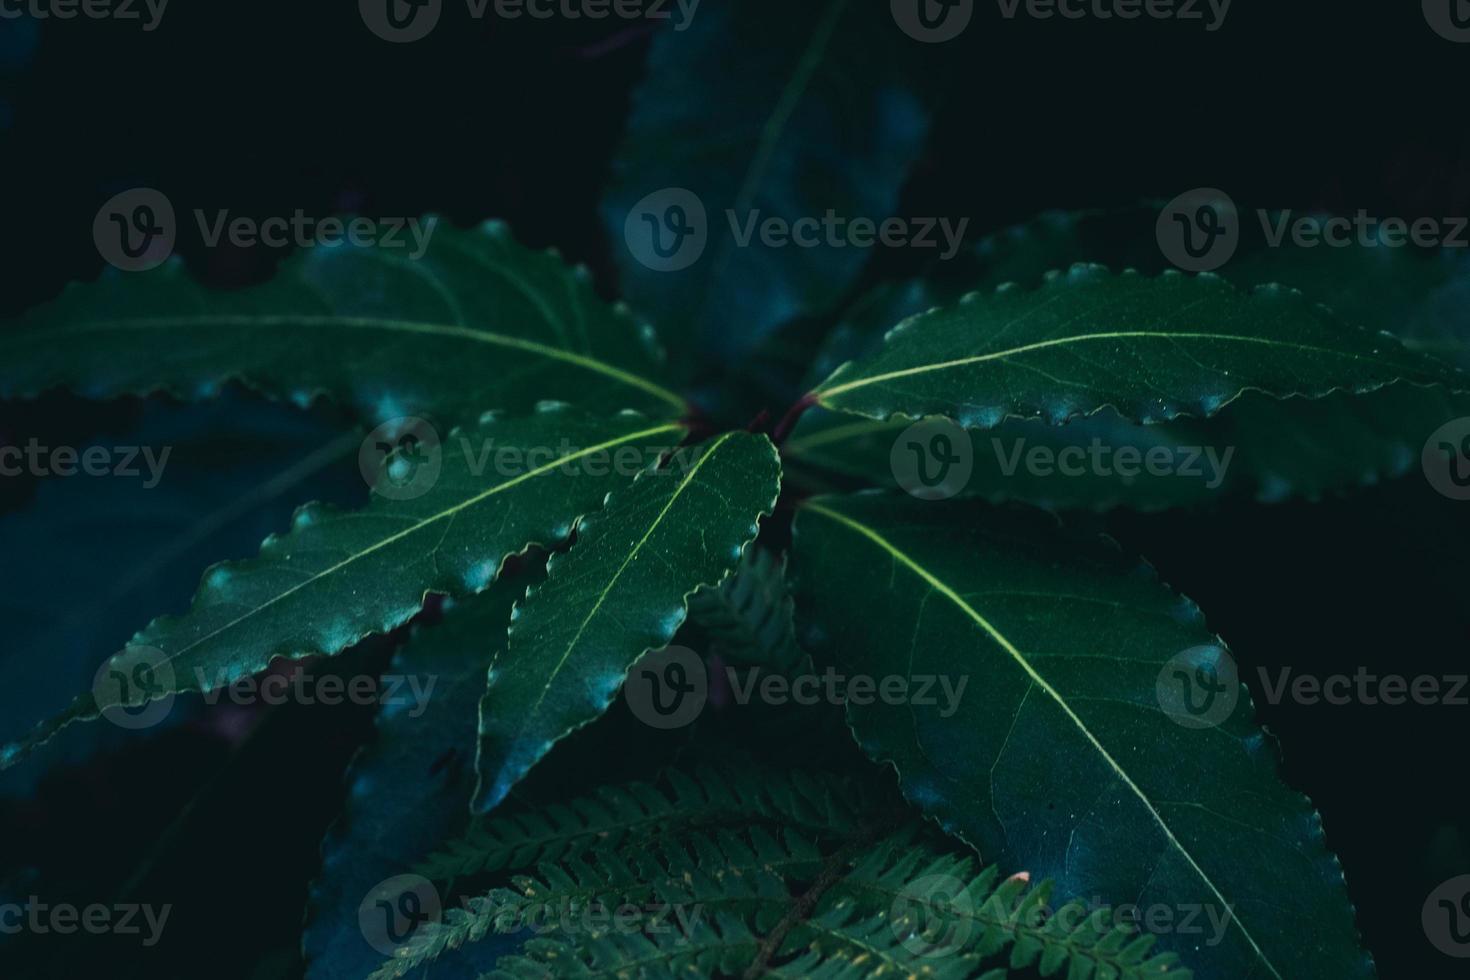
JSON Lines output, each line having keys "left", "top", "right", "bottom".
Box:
{"left": 145, "top": 422, "right": 685, "bottom": 680}
{"left": 800, "top": 499, "right": 1282, "bottom": 980}
{"left": 15, "top": 314, "right": 687, "bottom": 412}
{"left": 518, "top": 431, "right": 740, "bottom": 723}
{"left": 815, "top": 329, "right": 1426, "bottom": 401}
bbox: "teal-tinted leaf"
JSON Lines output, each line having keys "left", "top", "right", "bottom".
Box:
{"left": 0, "top": 395, "right": 359, "bottom": 794}
{"left": 0, "top": 408, "right": 685, "bottom": 769}
{"left": 794, "top": 210, "right": 1470, "bottom": 508}
{"left": 791, "top": 493, "right": 1370, "bottom": 980}
{"left": 788, "top": 381, "right": 1466, "bottom": 511}
{"left": 603, "top": 0, "right": 928, "bottom": 360}
{"left": 815, "top": 206, "right": 1470, "bottom": 366}
{"left": 813, "top": 265, "right": 1464, "bottom": 428}
{"left": 473, "top": 432, "right": 781, "bottom": 813}
{"left": 2, "top": 221, "right": 684, "bottom": 424}
{"left": 303, "top": 580, "right": 534, "bottom": 980}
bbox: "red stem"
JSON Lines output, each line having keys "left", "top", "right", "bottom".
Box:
{"left": 772, "top": 394, "right": 818, "bottom": 446}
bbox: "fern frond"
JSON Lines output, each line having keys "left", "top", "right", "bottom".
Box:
{"left": 374, "top": 826, "right": 820, "bottom": 979}
{"left": 379, "top": 769, "right": 1194, "bottom": 980}
{"left": 482, "top": 910, "right": 765, "bottom": 979}
{"left": 687, "top": 546, "right": 805, "bottom": 671}
{"left": 366, "top": 894, "right": 500, "bottom": 980}
{"left": 812, "top": 833, "right": 1192, "bottom": 980}
{"left": 419, "top": 764, "right": 867, "bottom": 881}
{"left": 781, "top": 903, "right": 987, "bottom": 979}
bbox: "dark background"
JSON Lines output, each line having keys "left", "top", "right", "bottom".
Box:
{"left": 0, "top": 1, "right": 1467, "bottom": 978}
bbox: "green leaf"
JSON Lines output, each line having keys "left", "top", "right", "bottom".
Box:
{"left": 0, "top": 395, "right": 359, "bottom": 793}
{"left": 303, "top": 579, "right": 532, "bottom": 980}
{"left": 602, "top": 0, "right": 929, "bottom": 359}
{"left": 788, "top": 381, "right": 1467, "bottom": 511}
{"left": 2, "top": 220, "right": 685, "bottom": 424}
{"left": 815, "top": 206, "right": 1470, "bottom": 366}
{"left": 473, "top": 432, "right": 781, "bottom": 813}
{"left": 0, "top": 408, "right": 685, "bottom": 769}
{"left": 791, "top": 210, "right": 1470, "bottom": 508}
{"left": 791, "top": 493, "right": 1370, "bottom": 980}
{"left": 812, "top": 265, "right": 1465, "bottom": 428}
